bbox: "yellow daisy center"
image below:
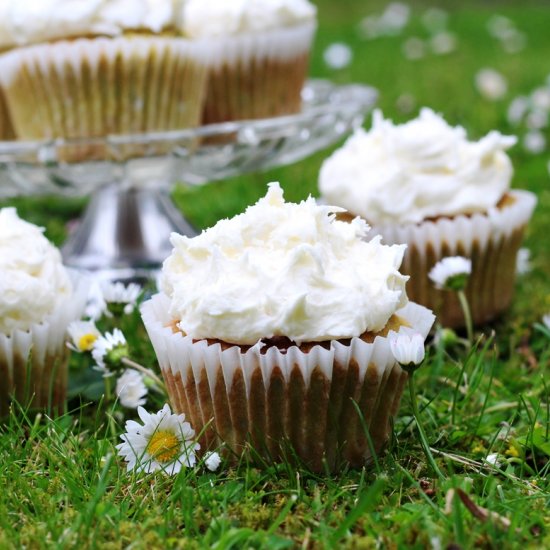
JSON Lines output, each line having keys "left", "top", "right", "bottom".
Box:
{"left": 146, "top": 430, "right": 180, "bottom": 463}
{"left": 78, "top": 333, "right": 98, "bottom": 352}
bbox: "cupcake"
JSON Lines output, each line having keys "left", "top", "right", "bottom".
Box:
{"left": 0, "top": 208, "right": 87, "bottom": 417}
{"left": 319, "top": 108, "right": 537, "bottom": 328}
{"left": 0, "top": 0, "right": 209, "bottom": 142}
{"left": 180, "top": 0, "right": 317, "bottom": 124}
{"left": 141, "top": 183, "right": 434, "bottom": 471}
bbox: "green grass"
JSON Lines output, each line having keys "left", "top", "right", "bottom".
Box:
{"left": 2, "top": 324, "right": 550, "bottom": 548}
{"left": 1, "top": 1, "right": 550, "bottom": 548}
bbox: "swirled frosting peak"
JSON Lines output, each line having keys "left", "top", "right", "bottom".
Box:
{"left": 181, "top": 0, "right": 317, "bottom": 38}
{"left": 161, "top": 182, "right": 408, "bottom": 345}
{"left": 319, "top": 108, "right": 517, "bottom": 225}
{"left": 0, "top": 208, "right": 72, "bottom": 334}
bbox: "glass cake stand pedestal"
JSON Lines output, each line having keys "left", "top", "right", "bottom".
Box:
{"left": 0, "top": 80, "right": 377, "bottom": 282}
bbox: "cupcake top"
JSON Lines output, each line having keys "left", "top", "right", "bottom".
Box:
{"left": 0, "top": 208, "right": 72, "bottom": 334}
{"left": 180, "top": 0, "right": 317, "bottom": 38}
{"left": 0, "top": 0, "right": 180, "bottom": 49}
{"left": 161, "top": 182, "right": 408, "bottom": 345}
{"left": 319, "top": 108, "right": 517, "bottom": 226}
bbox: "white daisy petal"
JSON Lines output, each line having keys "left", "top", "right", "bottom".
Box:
{"left": 507, "top": 96, "right": 529, "bottom": 126}
{"left": 116, "top": 369, "right": 148, "bottom": 409}
{"left": 523, "top": 131, "right": 546, "bottom": 154}
{"left": 486, "top": 453, "right": 501, "bottom": 466}
{"left": 475, "top": 68, "right": 507, "bottom": 101}
{"left": 515, "top": 248, "right": 531, "bottom": 276}
{"left": 323, "top": 43, "right": 353, "bottom": 70}
{"left": 204, "top": 451, "right": 222, "bottom": 472}
{"left": 487, "top": 15, "right": 514, "bottom": 40}
{"left": 430, "top": 32, "right": 457, "bottom": 56}
{"left": 390, "top": 333, "right": 426, "bottom": 367}
{"left": 137, "top": 405, "right": 151, "bottom": 424}
{"left": 429, "top": 256, "right": 472, "bottom": 290}
{"left": 101, "top": 281, "right": 141, "bottom": 305}
{"left": 67, "top": 320, "right": 100, "bottom": 352}
{"left": 403, "top": 37, "right": 426, "bottom": 60}
{"left": 91, "top": 328, "right": 128, "bottom": 376}
{"left": 421, "top": 7, "right": 448, "bottom": 33}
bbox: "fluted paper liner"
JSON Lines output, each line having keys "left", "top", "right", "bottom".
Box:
{"left": 0, "top": 36, "right": 210, "bottom": 153}
{"left": 142, "top": 293, "right": 434, "bottom": 471}
{"left": 0, "top": 274, "right": 88, "bottom": 417}
{"left": 201, "top": 22, "right": 316, "bottom": 124}
{"left": 0, "top": 87, "right": 14, "bottom": 140}
{"left": 368, "top": 190, "right": 537, "bottom": 328}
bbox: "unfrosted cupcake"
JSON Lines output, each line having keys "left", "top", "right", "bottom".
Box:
{"left": 180, "top": 0, "right": 317, "bottom": 124}
{"left": 0, "top": 0, "right": 209, "bottom": 141}
{"left": 319, "top": 108, "right": 537, "bottom": 328}
{"left": 141, "top": 183, "right": 434, "bottom": 471}
{"left": 0, "top": 209, "right": 87, "bottom": 417}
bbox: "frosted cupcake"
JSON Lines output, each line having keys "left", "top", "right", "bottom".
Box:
{"left": 180, "top": 0, "right": 317, "bottom": 124}
{"left": 141, "top": 183, "right": 434, "bottom": 471}
{"left": 0, "top": 209, "right": 87, "bottom": 417}
{"left": 0, "top": 0, "right": 209, "bottom": 141}
{"left": 319, "top": 108, "right": 537, "bottom": 328}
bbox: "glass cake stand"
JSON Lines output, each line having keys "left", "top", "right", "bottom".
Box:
{"left": 0, "top": 80, "right": 377, "bottom": 282}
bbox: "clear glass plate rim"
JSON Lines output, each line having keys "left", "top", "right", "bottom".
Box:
{"left": 0, "top": 79, "right": 378, "bottom": 156}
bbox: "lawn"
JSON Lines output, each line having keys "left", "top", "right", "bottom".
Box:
{"left": 1, "top": 1, "right": 550, "bottom": 548}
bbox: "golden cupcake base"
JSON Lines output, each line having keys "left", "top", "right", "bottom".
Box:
{"left": 142, "top": 293, "right": 434, "bottom": 472}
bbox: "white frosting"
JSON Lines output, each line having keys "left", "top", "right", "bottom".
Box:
{"left": 0, "top": 0, "right": 178, "bottom": 48}
{"left": 161, "top": 182, "right": 408, "bottom": 345}
{"left": 319, "top": 108, "right": 517, "bottom": 226}
{"left": 0, "top": 208, "right": 72, "bottom": 334}
{"left": 181, "top": 0, "right": 317, "bottom": 38}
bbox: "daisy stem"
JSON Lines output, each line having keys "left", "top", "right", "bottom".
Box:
{"left": 408, "top": 371, "right": 445, "bottom": 481}
{"left": 102, "top": 376, "right": 118, "bottom": 438}
{"left": 122, "top": 357, "right": 166, "bottom": 393}
{"left": 457, "top": 289, "right": 473, "bottom": 346}
{"left": 104, "top": 375, "right": 113, "bottom": 404}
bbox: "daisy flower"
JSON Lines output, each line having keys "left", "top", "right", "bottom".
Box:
{"left": 430, "top": 32, "right": 457, "bottom": 56}
{"left": 116, "top": 404, "right": 200, "bottom": 475}
{"left": 67, "top": 320, "right": 101, "bottom": 352}
{"left": 515, "top": 248, "right": 531, "bottom": 275}
{"left": 323, "top": 43, "right": 352, "bottom": 70}
{"left": 429, "top": 256, "right": 472, "bottom": 291}
{"left": 204, "top": 451, "right": 222, "bottom": 472}
{"left": 85, "top": 281, "right": 107, "bottom": 321}
{"left": 101, "top": 281, "right": 142, "bottom": 316}
{"left": 92, "top": 328, "right": 129, "bottom": 377}
{"left": 116, "top": 369, "right": 148, "bottom": 409}
{"left": 475, "top": 68, "right": 507, "bottom": 101}
{"left": 542, "top": 314, "right": 550, "bottom": 331}
{"left": 389, "top": 333, "right": 425, "bottom": 372}
{"left": 523, "top": 130, "right": 546, "bottom": 154}
{"left": 485, "top": 453, "right": 502, "bottom": 466}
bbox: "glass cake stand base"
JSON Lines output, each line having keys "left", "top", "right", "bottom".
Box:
{"left": 61, "top": 182, "right": 194, "bottom": 283}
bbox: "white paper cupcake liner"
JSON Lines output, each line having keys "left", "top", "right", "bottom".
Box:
{"left": 141, "top": 293, "right": 434, "bottom": 471}
{"left": 0, "top": 87, "right": 14, "bottom": 140}
{"left": 0, "top": 35, "right": 210, "bottom": 146}
{"left": 200, "top": 22, "right": 316, "bottom": 124}
{"left": 0, "top": 273, "right": 89, "bottom": 416}
{"left": 368, "top": 190, "right": 537, "bottom": 327}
